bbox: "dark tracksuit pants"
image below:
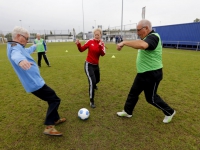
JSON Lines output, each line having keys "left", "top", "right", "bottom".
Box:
{"left": 32, "top": 84, "right": 60, "bottom": 125}
{"left": 84, "top": 61, "right": 100, "bottom": 102}
{"left": 38, "top": 52, "right": 50, "bottom": 67}
{"left": 124, "top": 68, "right": 174, "bottom": 116}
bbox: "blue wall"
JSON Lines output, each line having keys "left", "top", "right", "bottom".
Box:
{"left": 153, "top": 22, "right": 200, "bottom": 50}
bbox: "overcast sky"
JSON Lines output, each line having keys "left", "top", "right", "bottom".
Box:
{"left": 0, "top": 0, "right": 199, "bottom": 33}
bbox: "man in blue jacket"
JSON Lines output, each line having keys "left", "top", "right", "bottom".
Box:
{"left": 7, "top": 26, "right": 65, "bottom": 136}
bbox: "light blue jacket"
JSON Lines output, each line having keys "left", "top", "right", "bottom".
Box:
{"left": 7, "top": 42, "right": 45, "bottom": 93}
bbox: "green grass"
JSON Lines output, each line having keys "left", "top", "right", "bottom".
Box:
{"left": 0, "top": 42, "right": 199, "bottom": 150}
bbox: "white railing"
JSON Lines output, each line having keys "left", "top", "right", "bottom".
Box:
{"left": 162, "top": 41, "right": 200, "bottom": 51}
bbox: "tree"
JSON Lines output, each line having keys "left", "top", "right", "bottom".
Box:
{"left": 76, "top": 32, "right": 83, "bottom": 40}
{"left": 194, "top": 18, "right": 200, "bottom": 22}
{"left": 5, "top": 33, "right": 12, "bottom": 41}
{"left": 50, "top": 31, "right": 53, "bottom": 35}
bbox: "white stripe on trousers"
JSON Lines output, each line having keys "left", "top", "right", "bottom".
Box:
{"left": 151, "top": 82, "right": 171, "bottom": 116}
{"left": 85, "top": 62, "right": 93, "bottom": 99}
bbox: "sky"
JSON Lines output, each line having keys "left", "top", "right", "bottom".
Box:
{"left": 0, "top": 0, "right": 199, "bottom": 34}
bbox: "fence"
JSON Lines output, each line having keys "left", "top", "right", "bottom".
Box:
{"left": 0, "top": 23, "right": 138, "bottom": 43}
{"left": 0, "top": 30, "right": 75, "bottom": 43}
{"left": 162, "top": 41, "right": 200, "bottom": 51}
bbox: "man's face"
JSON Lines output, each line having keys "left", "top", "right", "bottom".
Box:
{"left": 37, "top": 35, "right": 41, "bottom": 40}
{"left": 18, "top": 33, "right": 29, "bottom": 46}
{"left": 136, "top": 24, "right": 148, "bottom": 39}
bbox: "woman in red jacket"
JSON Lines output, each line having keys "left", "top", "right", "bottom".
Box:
{"left": 75, "top": 28, "right": 106, "bottom": 108}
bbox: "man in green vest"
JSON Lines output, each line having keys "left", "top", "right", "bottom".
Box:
{"left": 34, "top": 33, "right": 50, "bottom": 67}
{"left": 116, "top": 19, "right": 176, "bottom": 124}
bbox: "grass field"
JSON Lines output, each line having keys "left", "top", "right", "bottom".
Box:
{"left": 0, "top": 42, "right": 199, "bottom": 150}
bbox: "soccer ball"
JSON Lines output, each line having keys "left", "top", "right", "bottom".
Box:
{"left": 78, "top": 108, "right": 90, "bottom": 120}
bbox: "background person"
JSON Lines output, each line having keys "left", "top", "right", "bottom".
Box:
{"left": 7, "top": 26, "right": 66, "bottom": 136}
{"left": 34, "top": 33, "right": 50, "bottom": 67}
{"left": 116, "top": 19, "right": 176, "bottom": 123}
{"left": 75, "top": 28, "right": 106, "bottom": 108}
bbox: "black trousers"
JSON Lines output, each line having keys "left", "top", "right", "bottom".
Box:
{"left": 124, "top": 69, "right": 174, "bottom": 116}
{"left": 32, "top": 84, "right": 60, "bottom": 125}
{"left": 37, "top": 52, "right": 50, "bottom": 67}
{"left": 84, "top": 62, "right": 100, "bottom": 102}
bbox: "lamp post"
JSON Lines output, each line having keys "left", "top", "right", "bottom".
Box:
{"left": 82, "top": 0, "right": 85, "bottom": 40}
{"left": 120, "top": 0, "right": 123, "bottom": 37}
{"left": 94, "top": 20, "right": 96, "bottom": 28}
{"left": 19, "top": 20, "right": 22, "bottom": 27}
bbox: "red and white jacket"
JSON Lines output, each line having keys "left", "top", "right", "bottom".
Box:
{"left": 76, "top": 39, "right": 106, "bottom": 64}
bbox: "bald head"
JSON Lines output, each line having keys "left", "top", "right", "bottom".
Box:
{"left": 36, "top": 33, "right": 41, "bottom": 39}
{"left": 136, "top": 19, "right": 153, "bottom": 39}
{"left": 138, "top": 19, "right": 152, "bottom": 31}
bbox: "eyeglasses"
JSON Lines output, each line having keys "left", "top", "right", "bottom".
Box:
{"left": 136, "top": 26, "right": 146, "bottom": 32}
{"left": 20, "top": 34, "right": 29, "bottom": 41}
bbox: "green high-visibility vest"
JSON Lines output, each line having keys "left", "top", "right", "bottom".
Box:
{"left": 34, "top": 38, "right": 45, "bottom": 52}
{"left": 136, "top": 33, "right": 163, "bottom": 73}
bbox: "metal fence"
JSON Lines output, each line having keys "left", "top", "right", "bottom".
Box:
{"left": 0, "top": 23, "right": 138, "bottom": 43}
{"left": 0, "top": 30, "right": 75, "bottom": 43}
{"left": 162, "top": 41, "right": 200, "bottom": 51}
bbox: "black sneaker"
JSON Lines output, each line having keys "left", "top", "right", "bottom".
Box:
{"left": 90, "top": 102, "right": 96, "bottom": 108}
{"left": 94, "top": 86, "right": 98, "bottom": 90}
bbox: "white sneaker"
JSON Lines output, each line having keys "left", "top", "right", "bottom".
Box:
{"left": 117, "top": 110, "right": 132, "bottom": 118}
{"left": 163, "top": 110, "right": 176, "bottom": 123}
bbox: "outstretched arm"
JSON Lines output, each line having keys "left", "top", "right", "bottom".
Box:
{"left": 117, "top": 40, "right": 148, "bottom": 51}
{"left": 75, "top": 39, "right": 89, "bottom": 52}
{"left": 25, "top": 44, "right": 37, "bottom": 54}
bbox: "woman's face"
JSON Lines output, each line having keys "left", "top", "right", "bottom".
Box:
{"left": 94, "top": 30, "right": 101, "bottom": 40}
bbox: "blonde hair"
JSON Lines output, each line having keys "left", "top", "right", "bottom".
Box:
{"left": 93, "top": 28, "right": 102, "bottom": 35}
{"left": 12, "top": 26, "right": 30, "bottom": 40}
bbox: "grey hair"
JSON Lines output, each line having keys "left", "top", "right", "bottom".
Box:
{"left": 93, "top": 28, "right": 102, "bottom": 35}
{"left": 12, "top": 26, "right": 30, "bottom": 40}
{"left": 36, "top": 33, "right": 40, "bottom": 36}
{"left": 138, "top": 19, "right": 152, "bottom": 30}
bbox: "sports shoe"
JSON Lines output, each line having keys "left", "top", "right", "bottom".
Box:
{"left": 163, "top": 110, "right": 176, "bottom": 123}
{"left": 43, "top": 125, "right": 62, "bottom": 136}
{"left": 94, "top": 86, "right": 98, "bottom": 90}
{"left": 117, "top": 110, "right": 132, "bottom": 118}
{"left": 90, "top": 102, "right": 96, "bottom": 108}
{"left": 55, "top": 118, "right": 66, "bottom": 125}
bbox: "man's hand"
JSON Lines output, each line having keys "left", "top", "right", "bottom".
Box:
{"left": 75, "top": 39, "right": 80, "bottom": 45}
{"left": 19, "top": 60, "right": 33, "bottom": 70}
{"left": 117, "top": 42, "right": 124, "bottom": 51}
